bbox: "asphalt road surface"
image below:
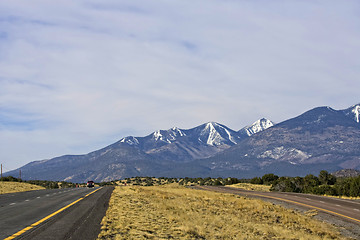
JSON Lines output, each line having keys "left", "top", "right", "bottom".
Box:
{"left": 0, "top": 186, "right": 113, "bottom": 240}
{"left": 193, "top": 186, "right": 360, "bottom": 225}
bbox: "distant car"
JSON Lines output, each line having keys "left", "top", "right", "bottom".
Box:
{"left": 87, "top": 181, "right": 95, "bottom": 188}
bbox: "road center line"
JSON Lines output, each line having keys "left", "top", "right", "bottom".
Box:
{"left": 4, "top": 188, "right": 102, "bottom": 240}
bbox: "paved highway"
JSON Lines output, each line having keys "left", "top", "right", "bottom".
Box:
{"left": 0, "top": 187, "right": 113, "bottom": 239}
{"left": 194, "top": 186, "right": 360, "bottom": 225}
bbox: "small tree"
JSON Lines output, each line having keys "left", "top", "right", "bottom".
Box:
{"left": 250, "top": 177, "right": 263, "bottom": 185}
{"left": 303, "top": 174, "right": 320, "bottom": 193}
{"left": 349, "top": 176, "right": 360, "bottom": 197}
{"left": 262, "top": 174, "right": 279, "bottom": 185}
{"left": 318, "top": 170, "right": 336, "bottom": 185}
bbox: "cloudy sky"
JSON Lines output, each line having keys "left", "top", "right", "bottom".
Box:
{"left": 1, "top": 0, "right": 359, "bottom": 171}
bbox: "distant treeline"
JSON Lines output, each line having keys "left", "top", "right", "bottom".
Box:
{"left": 152, "top": 172, "right": 360, "bottom": 197}
{"left": 251, "top": 171, "right": 360, "bottom": 197}
{"left": 0, "top": 176, "right": 76, "bottom": 189}
{"left": 2, "top": 170, "right": 360, "bottom": 197}
{"left": 178, "top": 177, "right": 244, "bottom": 186}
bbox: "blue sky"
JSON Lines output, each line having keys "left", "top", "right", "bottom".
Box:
{"left": 1, "top": 0, "right": 360, "bottom": 170}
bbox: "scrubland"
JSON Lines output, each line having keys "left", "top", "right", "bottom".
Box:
{"left": 0, "top": 181, "right": 45, "bottom": 194}
{"left": 98, "top": 184, "right": 346, "bottom": 240}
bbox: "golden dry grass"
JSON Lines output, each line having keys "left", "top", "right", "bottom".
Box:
{"left": 226, "top": 183, "right": 271, "bottom": 192}
{"left": 98, "top": 184, "right": 346, "bottom": 240}
{"left": 323, "top": 194, "right": 360, "bottom": 200}
{"left": 0, "top": 181, "right": 45, "bottom": 194}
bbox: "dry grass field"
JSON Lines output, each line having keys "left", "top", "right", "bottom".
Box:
{"left": 226, "top": 183, "right": 271, "bottom": 192}
{"left": 98, "top": 184, "right": 346, "bottom": 240}
{"left": 324, "top": 194, "right": 360, "bottom": 200}
{"left": 0, "top": 181, "right": 45, "bottom": 194}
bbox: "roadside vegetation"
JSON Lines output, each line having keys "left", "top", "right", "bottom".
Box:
{"left": 0, "top": 179, "right": 45, "bottom": 194}
{"left": 116, "top": 177, "right": 178, "bottom": 186}
{"left": 2, "top": 168, "right": 359, "bottom": 198}
{"left": 247, "top": 171, "right": 360, "bottom": 198}
{"left": 0, "top": 176, "right": 77, "bottom": 190}
{"left": 98, "top": 184, "right": 344, "bottom": 240}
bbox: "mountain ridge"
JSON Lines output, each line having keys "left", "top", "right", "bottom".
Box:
{"left": 190, "top": 105, "right": 360, "bottom": 178}
{"left": 5, "top": 118, "right": 273, "bottom": 182}
{"left": 5, "top": 103, "right": 360, "bottom": 182}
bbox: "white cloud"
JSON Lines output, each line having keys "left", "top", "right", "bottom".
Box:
{"left": 0, "top": 0, "right": 360, "bottom": 170}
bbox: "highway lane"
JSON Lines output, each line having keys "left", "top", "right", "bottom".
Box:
{"left": 193, "top": 186, "right": 360, "bottom": 225}
{"left": 0, "top": 187, "right": 102, "bottom": 239}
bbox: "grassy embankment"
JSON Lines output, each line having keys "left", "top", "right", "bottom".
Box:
{"left": 98, "top": 184, "right": 345, "bottom": 240}
{"left": 0, "top": 181, "right": 45, "bottom": 194}
{"left": 226, "top": 183, "right": 271, "bottom": 192}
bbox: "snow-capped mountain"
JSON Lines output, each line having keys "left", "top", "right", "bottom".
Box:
{"left": 195, "top": 105, "right": 360, "bottom": 178}
{"left": 119, "top": 122, "right": 243, "bottom": 150}
{"left": 188, "top": 122, "right": 243, "bottom": 146}
{"left": 6, "top": 103, "right": 360, "bottom": 182}
{"left": 6, "top": 119, "right": 271, "bottom": 182}
{"left": 119, "top": 120, "right": 272, "bottom": 150}
{"left": 119, "top": 136, "right": 139, "bottom": 145}
{"left": 116, "top": 122, "right": 246, "bottom": 162}
{"left": 239, "top": 118, "right": 274, "bottom": 136}
{"left": 119, "top": 127, "right": 186, "bottom": 149}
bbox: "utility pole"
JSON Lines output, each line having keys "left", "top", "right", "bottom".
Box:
{"left": 19, "top": 169, "right": 21, "bottom": 179}
{"left": 1, "top": 164, "right": 2, "bottom": 178}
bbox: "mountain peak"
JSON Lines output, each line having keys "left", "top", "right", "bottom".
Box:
{"left": 120, "top": 136, "right": 139, "bottom": 145}
{"left": 189, "top": 121, "right": 240, "bottom": 146}
{"left": 240, "top": 118, "right": 274, "bottom": 136}
{"left": 149, "top": 126, "right": 187, "bottom": 144}
{"left": 205, "top": 121, "right": 219, "bottom": 127}
{"left": 200, "top": 122, "right": 222, "bottom": 146}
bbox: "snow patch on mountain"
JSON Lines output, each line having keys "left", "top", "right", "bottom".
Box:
{"left": 151, "top": 127, "right": 187, "bottom": 144}
{"left": 223, "top": 128, "right": 238, "bottom": 145}
{"left": 258, "top": 146, "right": 311, "bottom": 163}
{"left": 241, "top": 118, "right": 274, "bottom": 136}
{"left": 171, "top": 127, "right": 186, "bottom": 137}
{"left": 199, "top": 122, "right": 223, "bottom": 146}
{"left": 198, "top": 122, "right": 241, "bottom": 146}
{"left": 120, "top": 136, "right": 139, "bottom": 145}
{"left": 352, "top": 105, "right": 360, "bottom": 123}
{"left": 342, "top": 104, "right": 360, "bottom": 123}
{"left": 153, "top": 130, "right": 164, "bottom": 142}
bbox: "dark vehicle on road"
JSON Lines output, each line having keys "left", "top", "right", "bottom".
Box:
{"left": 87, "top": 181, "right": 94, "bottom": 188}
